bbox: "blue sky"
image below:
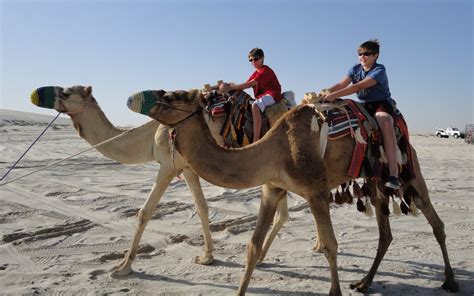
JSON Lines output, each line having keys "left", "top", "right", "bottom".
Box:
{"left": 1, "top": 0, "right": 472, "bottom": 132}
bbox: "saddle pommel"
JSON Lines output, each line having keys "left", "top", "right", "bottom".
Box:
{"left": 303, "top": 92, "right": 324, "bottom": 105}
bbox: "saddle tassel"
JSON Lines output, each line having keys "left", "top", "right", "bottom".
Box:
{"left": 392, "top": 197, "right": 402, "bottom": 216}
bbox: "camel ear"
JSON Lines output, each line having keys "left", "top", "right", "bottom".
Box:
{"left": 84, "top": 86, "right": 92, "bottom": 97}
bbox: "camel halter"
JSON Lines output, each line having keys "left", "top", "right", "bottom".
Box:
{"left": 166, "top": 108, "right": 200, "bottom": 168}
{"left": 57, "top": 97, "right": 98, "bottom": 115}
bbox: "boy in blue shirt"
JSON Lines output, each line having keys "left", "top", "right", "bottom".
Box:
{"left": 323, "top": 39, "right": 401, "bottom": 189}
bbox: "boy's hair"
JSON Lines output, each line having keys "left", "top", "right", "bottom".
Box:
{"left": 359, "top": 39, "right": 380, "bottom": 54}
{"left": 248, "top": 48, "right": 264, "bottom": 58}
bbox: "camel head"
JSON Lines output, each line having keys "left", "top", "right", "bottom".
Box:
{"left": 127, "top": 89, "right": 202, "bottom": 125}
{"left": 30, "top": 85, "right": 95, "bottom": 114}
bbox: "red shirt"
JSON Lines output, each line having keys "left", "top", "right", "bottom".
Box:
{"left": 246, "top": 65, "right": 282, "bottom": 102}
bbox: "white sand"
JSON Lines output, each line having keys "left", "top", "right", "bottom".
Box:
{"left": 0, "top": 109, "right": 473, "bottom": 295}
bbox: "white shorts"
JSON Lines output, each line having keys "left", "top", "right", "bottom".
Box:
{"left": 253, "top": 95, "right": 276, "bottom": 112}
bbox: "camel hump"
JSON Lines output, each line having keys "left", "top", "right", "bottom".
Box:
{"left": 266, "top": 91, "right": 295, "bottom": 126}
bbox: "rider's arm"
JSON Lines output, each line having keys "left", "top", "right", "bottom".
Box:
{"left": 326, "top": 77, "right": 377, "bottom": 101}
{"left": 326, "top": 76, "right": 352, "bottom": 93}
{"left": 229, "top": 80, "right": 257, "bottom": 91}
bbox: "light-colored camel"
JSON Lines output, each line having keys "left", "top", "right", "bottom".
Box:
{"left": 30, "top": 85, "right": 291, "bottom": 277}
{"left": 127, "top": 88, "right": 459, "bottom": 295}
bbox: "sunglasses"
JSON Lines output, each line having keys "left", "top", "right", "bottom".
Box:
{"left": 249, "top": 57, "right": 261, "bottom": 62}
{"left": 358, "top": 52, "right": 375, "bottom": 57}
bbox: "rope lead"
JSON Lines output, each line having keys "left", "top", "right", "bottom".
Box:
{"left": 1, "top": 112, "right": 61, "bottom": 181}
{"left": 0, "top": 126, "right": 133, "bottom": 186}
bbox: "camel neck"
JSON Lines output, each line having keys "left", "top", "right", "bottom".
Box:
{"left": 69, "top": 106, "right": 158, "bottom": 164}
{"left": 172, "top": 112, "right": 279, "bottom": 189}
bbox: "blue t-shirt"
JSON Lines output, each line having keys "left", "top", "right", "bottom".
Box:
{"left": 347, "top": 62, "right": 391, "bottom": 103}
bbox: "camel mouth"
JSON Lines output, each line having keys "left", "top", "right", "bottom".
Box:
{"left": 30, "top": 86, "right": 57, "bottom": 109}
{"left": 127, "top": 91, "right": 157, "bottom": 116}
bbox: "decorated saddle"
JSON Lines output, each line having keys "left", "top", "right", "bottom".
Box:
{"left": 203, "top": 90, "right": 295, "bottom": 147}
{"left": 304, "top": 93, "right": 419, "bottom": 216}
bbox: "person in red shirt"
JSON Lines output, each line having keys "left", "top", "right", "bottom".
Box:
{"left": 220, "top": 48, "right": 282, "bottom": 142}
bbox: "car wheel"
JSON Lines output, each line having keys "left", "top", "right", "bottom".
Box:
{"left": 454, "top": 134, "right": 459, "bottom": 138}
{"left": 437, "top": 133, "right": 442, "bottom": 138}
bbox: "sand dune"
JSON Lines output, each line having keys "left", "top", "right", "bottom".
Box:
{"left": 0, "top": 109, "right": 473, "bottom": 295}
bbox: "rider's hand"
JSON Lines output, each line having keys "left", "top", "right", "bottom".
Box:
{"left": 219, "top": 83, "right": 230, "bottom": 92}
{"left": 323, "top": 92, "right": 336, "bottom": 102}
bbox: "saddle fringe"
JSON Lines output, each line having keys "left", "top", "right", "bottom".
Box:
{"left": 311, "top": 115, "right": 319, "bottom": 132}
{"left": 319, "top": 122, "right": 329, "bottom": 159}
{"left": 354, "top": 128, "right": 367, "bottom": 144}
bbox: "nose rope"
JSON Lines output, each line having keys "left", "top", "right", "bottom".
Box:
{"left": 0, "top": 128, "right": 134, "bottom": 186}
{"left": 0, "top": 112, "right": 62, "bottom": 181}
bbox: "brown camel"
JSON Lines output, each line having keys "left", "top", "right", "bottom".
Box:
{"left": 127, "top": 88, "right": 459, "bottom": 295}
{"left": 30, "top": 85, "right": 292, "bottom": 277}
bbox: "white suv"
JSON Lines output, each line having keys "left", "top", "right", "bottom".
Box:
{"left": 436, "top": 127, "right": 461, "bottom": 138}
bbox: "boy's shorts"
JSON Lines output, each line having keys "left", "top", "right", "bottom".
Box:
{"left": 253, "top": 95, "right": 276, "bottom": 112}
{"left": 363, "top": 100, "right": 396, "bottom": 117}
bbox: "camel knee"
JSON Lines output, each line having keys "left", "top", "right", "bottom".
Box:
{"left": 380, "top": 230, "right": 393, "bottom": 250}
{"left": 274, "top": 208, "right": 288, "bottom": 224}
{"left": 247, "top": 239, "right": 262, "bottom": 260}
{"left": 319, "top": 235, "right": 338, "bottom": 254}
{"left": 321, "top": 244, "right": 338, "bottom": 263}
{"left": 413, "top": 195, "right": 429, "bottom": 210}
{"left": 137, "top": 208, "right": 153, "bottom": 225}
{"left": 194, "top": 202, "right": 209, "bottom": 219}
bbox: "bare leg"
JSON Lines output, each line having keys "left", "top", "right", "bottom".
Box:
{"left": 181, "top": 169, "right": 214, "bottom": 265}
{"left": 252, "top": 103, "right": 262, "bottom": 142}
{"left": 258, "top": 190, "right": 288, "bottom": 264}
{"left": 376, "top": 112, "right": 398, "bottom": 177}
{"left": 238, "top": 184, "right": 284, "bottom": 295}
{"left": 308, "top": 191, "right": 342, "bottom": 296}
{"left": 351, "top": 185, "right": 392, "bottom": 292}
{"left": 409, "top": 149, "right": 459, "bottom": 292}
{"left": 111, "top": 168, "right": 176, "bottom": 277}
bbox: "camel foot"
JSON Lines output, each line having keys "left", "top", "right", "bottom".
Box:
{"left": 110, "top": 261, "right": 134, "bottom": 278}
{"left": 256, "top": 257, "right": 264, "bottom": 266}
{"left": 193, "top": 254, "right": 214, "bottom": 265}
{"left": 350, "top": 278, "right": 370, "bottom": 293}
{"left": 441, "top": 277, "right": 459, "bottom": 293}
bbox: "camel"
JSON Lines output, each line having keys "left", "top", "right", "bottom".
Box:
{"left": 127, "top": 88, "right": 459, "bottom": 295}
{"left": 29, "top": 85, "right": 292, "bottom": 277}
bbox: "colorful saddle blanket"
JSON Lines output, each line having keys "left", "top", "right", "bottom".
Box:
{"left": 323, "top": 99, "right": 415, "bottom": 182}
{"left": 204, "top": 90, "right": 291, "bottom": 147}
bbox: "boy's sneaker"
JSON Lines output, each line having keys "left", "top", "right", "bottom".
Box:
{"left": 385, "top": 176, "right": 401, "bottom": 190}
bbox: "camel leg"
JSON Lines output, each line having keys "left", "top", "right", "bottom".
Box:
{"left": 409, "top": 151, "right": 459, "bottom": 292}
{"left": 307, "top": 191, "right": 341, "bottom": 296}
{"left": 181, "top": 169, "right": 214, "bottom": 265}
{"left": 237, "top": 184, "right": 285, "bottom": 295}
{"left": 111, "top": 168, "right": 176, "bottom": 277}
{"left": 314, "top": 217, "right": 323, "bottom": 253}
{"left": 351, "top": 187, "right": 392, "bottom": 292}
{"left": 257, "top": 191, "right": 288, "bottom": 265}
